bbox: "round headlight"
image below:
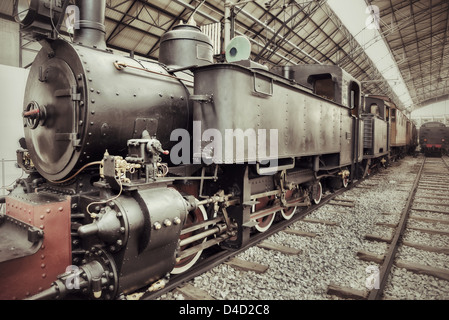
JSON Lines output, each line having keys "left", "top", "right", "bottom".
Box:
{"left": 14, "top": 0, "right": 39, "bottom": 27}
{"left": 16, "top": 0, "right": 31, "bottom": 22}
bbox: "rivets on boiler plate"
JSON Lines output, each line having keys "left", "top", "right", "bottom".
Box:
{"left": 155, "top": 218, "right": 179, "bottom": 229}
{"left": 153, "top": 222, "right": 162, "bottom": 230}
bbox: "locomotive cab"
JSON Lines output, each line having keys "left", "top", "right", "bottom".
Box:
{"left": 362, "top": 96, "right": 390, "bottom": 160}
{"left": 309, "top": 73, "right": 337, "bottom": 101}
{"left": 272, "top": 64, "right": 362, "bottom": 112}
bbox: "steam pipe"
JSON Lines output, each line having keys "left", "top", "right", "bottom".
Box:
{"left": 224, "top": 0, "right": 232, "bottom": 50}
{"left": 25, "top": 282, "right": 63, "bottom": 300}
{"left": 74, "top": 0, "right": 107, "bottom": 49}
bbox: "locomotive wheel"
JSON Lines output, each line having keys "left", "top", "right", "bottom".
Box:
{"left": 312, "top": 181, "right": 322, "bottom": 205}
{"left": 253, "top": 196, "right": 276, "bottom": 232}
{"left": 171, "top": 205, "right": 208, "bottom": 274}
{"left": 280, "top": 189, "right": 297, "bottom": 220}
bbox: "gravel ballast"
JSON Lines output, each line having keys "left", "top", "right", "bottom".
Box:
{"left": 159, "top": 156, "right": 449, "bottom": 300}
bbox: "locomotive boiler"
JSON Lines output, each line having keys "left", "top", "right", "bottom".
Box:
{"left": 1, "top": 0, "right": 399, "bottom": 300}
{"left": 1, "top": 0, "right": 212, "bottom": 300}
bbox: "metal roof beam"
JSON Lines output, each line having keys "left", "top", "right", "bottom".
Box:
{"left": 233, "top": 1, "right": 323, "bottom": 64}
{"left": 106, "top": 0, "right": 139, "bottom": 43}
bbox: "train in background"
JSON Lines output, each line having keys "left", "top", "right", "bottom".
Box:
{"left": 0, "top": 0, "right": 416, "bottom": 300}
{"left": 419, "top": 122, "right": 449, "bottom": 156}
{"left": 361, "top": 95, "right": 417, "bottom": 173}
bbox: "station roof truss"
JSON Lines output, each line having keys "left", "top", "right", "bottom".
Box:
{"left": 1, "top": 0, "right": 447, "bottom": 111}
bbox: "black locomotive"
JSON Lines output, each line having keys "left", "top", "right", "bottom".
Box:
{"left": 419, "top": 121, "right": 449, "bottom": 156}
{"left": 0, "top": 0, "right": 416, "bottom": 300}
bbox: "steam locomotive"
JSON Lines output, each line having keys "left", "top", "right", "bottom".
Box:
{"left": 419, "top": 121, "right": 449, "bottom": 156}
{"left": 0, "top": 0, "right": 416, "bottom": 300}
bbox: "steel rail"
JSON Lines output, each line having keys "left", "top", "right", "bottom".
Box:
{"left": 367, "top": 157, "right": 426, "bottom": 300}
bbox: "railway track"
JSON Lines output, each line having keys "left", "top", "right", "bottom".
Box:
{"left": 352, "top": 156, "right": 449, "bottom": 300}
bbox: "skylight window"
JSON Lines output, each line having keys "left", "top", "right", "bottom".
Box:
{"left": 327, "top": 0, "right": 413, "bottom": 109}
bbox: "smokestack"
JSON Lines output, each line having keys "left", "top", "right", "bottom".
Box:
{"left": 74, "top": 0, "right": 107, "bottom": 49}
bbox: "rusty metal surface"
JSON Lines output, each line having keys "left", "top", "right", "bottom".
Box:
{"left": 0, "top": 194, "right": 71, "bottom": 300}
{"left": 0, "top": 215, "right": 43, "bottom": 263}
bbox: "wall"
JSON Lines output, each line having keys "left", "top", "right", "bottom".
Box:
{"left": 0, "top": 17, "right": 40, "bottom": 68}
{"left": 0, "top": 64, "right": 29, "bottom": 195}
{"left": 411, "top": 100, "right": 449, "bottom": 128}
{"left": 0, "top": 18, "right": 20, "bottom": 67}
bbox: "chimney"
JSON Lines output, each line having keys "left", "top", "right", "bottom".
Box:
{"left": 74, "top": 0, "right": 107, "bottom": 49}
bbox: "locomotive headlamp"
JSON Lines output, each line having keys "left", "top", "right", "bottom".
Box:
{"left": 13, "top": 0, "right": 68, "bottom": 39}
{"left": 15, "top": 0, "right": 32, "bottom": 24}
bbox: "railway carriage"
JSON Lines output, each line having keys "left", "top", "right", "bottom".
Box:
{"left": 386, "top": 97, "right": 411, "bottom": 160}
{"left": 364, "top": 95, "right": 417, "bottom": 162}
{"left": 406, "top": 119, "right": 418, "bottom": 155}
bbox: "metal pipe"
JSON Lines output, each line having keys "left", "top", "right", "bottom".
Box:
{"left": 171, "top": 0, "right": 219, "bottom": 23}
{"left": 224, "top": 0, "right": 232, "bottom": 50}
{"left": 214, "top": 22, "right": 220, "bottom": 54}
{"left": 235, "top": 30, "right": 293, "bottom": 64}
{"left": 25, "top": 285, "right": 61, "bottom": 300}
{"left": 74, "top": 0, "right": 106, "bottom": 49}
{"left": 235, "top": 4, "right": 322, "bottom": 64}
{"left": 172, "top": 0, "right": 319, "bottom": 65}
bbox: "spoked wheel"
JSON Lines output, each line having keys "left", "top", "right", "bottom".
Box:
{"left": 252, "top": 195, "right": 276, "bottom": 233}
{"left": 312, "top": 181, "right": 322, "bottom": 205}
{"left": 280, "top": 189, "right": 297, "bottom": 220}
{"left": 171, "top": 205, "right": 208, "bottom": 274}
